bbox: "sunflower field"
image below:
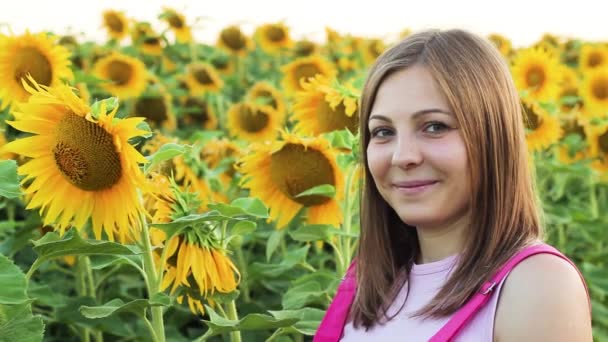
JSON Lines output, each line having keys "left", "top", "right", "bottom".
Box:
{"left": 0, "top": 7, "right": 607, "bottom": 342}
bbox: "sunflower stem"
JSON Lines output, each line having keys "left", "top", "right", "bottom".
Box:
{"left": 77, "top": 256, "right": 91, "bottom": 342}
{"left": 235, "top": 248, "right": 251, "bottom": 303}
{"left": 226, "top": 300, "right": 242, "bottom": 342}
{"left": 139, "top": 205, "right": 166, "bottom": 342}
{"left": 589, "top": 179, "right": 598, "bottom": 219}
{"left": 341, "top": 165, "right": 356, "bottom": 274}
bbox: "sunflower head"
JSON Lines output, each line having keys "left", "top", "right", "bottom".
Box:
{"left": 511, "top": 47, "right": 562, "bottom": 102}
{"left": 102, "top": 10, "right": 129, "bottom": 41}
{"left": 293, "top": 39, "right": 318, "bottom": 57}
{"left": 184, "top": 62, "right": 224, "bottom": 95}
{"left": 93, "top": 52, "right": 148, "bottom": 100}
{"left": 0, "top": 31, "right": 73, "bottom": 109}
{"left": 245, "top": 81, "right": 286, "bottom": 116}
{"left": 210, "top": 54, "right": 234, "bottom": 75}
{"left": 579, "top": 44, "right": 608, "bottom": 73}
{"left": 238, "top": 131, "right": 344, "bottom": 228}
{"left": 131, "top": 90, "right": 176, "bottom": 130}
{"left": 360, "top": 38, "right": 386, "bottom": 65}
{"left": 587, "top": 123, "right": 608, "bottom": 175}
{"left": 559, "top": 116, "right": 590, "bottom": 163}
{"left": 580, "top": 67, "right": 608, "bottom": 119}
{"left": 254, "top": 23, "right": 293, "bottom": 54}
{"left": 521, "top": 97, "right": 563, "bottom": 151}
{"left": 179, "top": 96, "right": 218, "bottom": 130}
{"left": 1, "top": 77, "right": 150, "bottom": 242}
{"left": 217, "top": 26, "right": 251, "bottom": 55}
{"left": 281, "top": 55, "right": 337, "bottom": 96}
{"left": 293, "top": 75, "right": 359, "bottom": 136}
{"left": 160, "top": 7, "right": 192, "bottom": 43}
{"left": 227, "top": 102, "right": 283, "bottom": 143}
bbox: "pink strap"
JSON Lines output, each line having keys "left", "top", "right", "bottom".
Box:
{"left": 429, "top": 244, "right": 592, "bottom": 342}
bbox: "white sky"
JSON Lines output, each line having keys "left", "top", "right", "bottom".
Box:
{"left": 0, "top": 0, "right": 606, "bottom": 48}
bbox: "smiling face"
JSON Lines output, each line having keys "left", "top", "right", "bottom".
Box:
{"left": 366, "top": 64, "right": 471, "bottom": 229}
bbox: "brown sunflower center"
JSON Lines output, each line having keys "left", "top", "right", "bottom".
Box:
{"left": 591, "top": 77, "right": 608, "bottom": 100}
{"left": 295, "top": 41, "right": 315, "bottom": 57}
{"left": 144, "top": 37, "right": 161, "bottom": 46}
{"left": 253, "top": 90, "right": 278, "bottom": 109}
{"left": 53, "top": 113, "right": 121, "bottom": 191}
{"left": 221, "top": 27, "right": 247, "bottom": 51}
{"left": 237, "top": 104, "right": 269, "bottom": 132}
{"left": 107, "top": 60, "right": 133, "bottom": 86}
{"left": 183, "top": 97, "right": 209, "bottom": 125}
{"left": 167, "top": 14, "right": 184, "bottom": 29}
{"left": 563, "top": 119, "right": 586, "bottom": 139}
{"left": 526, "top": 65, "right": 546, "bottom": 88}
{"left": 317, "top": 100, "right": 359, "bottom": 133}
{"left": 270, "top": 143, "right": 335, "bottom": 206}
{"left": 135, "top": 96, "right": 168, "bottom": 126}
{"left": 104, "top": 13, "right": 125, "bottom": 33}
{"left": 58, "top": 35, "right": 78, "bottom": 47}
{"left": 266, "top": 26, "right": 286, "bottom": 42}
{"left": 522, "top": 103, "right": 542, "bottom": 130}
{"left": 588, "top": 52, "right": 604, "bottom": 68}
{"left": 14, "top": 47, "right": 53, "bottom": 88}
{"left": 294, "top": 63, "right": 322, "bottom": 89}
{"left": 193, "top": 67, "right": 213, "bottom": 85}
{"left": 598, "top": 131, "right": 608, "bottom": 155}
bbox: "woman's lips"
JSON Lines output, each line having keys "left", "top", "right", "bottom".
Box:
{"left": 392, "top": 180, "right": 439, "bottom": 194}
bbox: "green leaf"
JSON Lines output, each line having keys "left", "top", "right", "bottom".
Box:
{"left": 90, "top": 97, "right": 119, "bottom": 119}
{"left": 150, "top": 211, "right": 229, "bottom": 238}
{"left": 288, "top": 225, "right": 333, "bottom": 242}
{"left": 199, "top": 305, "right": 298, "bottom": 340}
{"left": 269, "top": 308, "right": 326, "bottom": 335}
{"left": 0, "top": 160, "right": 21, "bottom": 199}
{"left": 0, "top": 254, "right": 28, "bottom": 305}
{"left": 294, "top": 184, "right": 335, "bottom": 199}
{"left": 144, "top": 142, "right": 188, "bottom": 173}
{"left": 208, "top": 198, "right": 269, "bottom": 219}
{"left": 29, "top": 230, "right": 138, "bottom": 276}
{"left": 0, "top": 301, "right": 44, "bottom": 342}
{"left": 54, "top": 297, "right": 132, "bottom": 337}
{"left": 79, "top": 293, "right": 170, "bottom": 319}
{"left": 88, "top": 255, "right": 137, "bottom": 270}
{"left": 266, "top": 230, "right": 283, "bottom": 262}
{"left": 253, "top": 246, "right": 310, "bottom": 278}
{"left": 282, "top": 281, "right": 326, "bottom": 310}
{"left": 231, "top": 220, "right": 256, "bottom": 236}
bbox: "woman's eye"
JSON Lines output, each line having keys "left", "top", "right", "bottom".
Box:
{"left": 370, "top": 128, "right": 393, "bottom": 138}
{"left": 424, "top": 122, "right": 449, "bottom": 133}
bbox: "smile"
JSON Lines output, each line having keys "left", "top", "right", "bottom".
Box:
{"left": 392, "top": 180, "right": 439, "bottom": 195}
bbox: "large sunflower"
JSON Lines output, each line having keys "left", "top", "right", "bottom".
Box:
{"left": 521, "top": 97, "right": 563, "bottom": 152}
{"left": 217, "top": 25, "right": 252, "bottom": 56}
{"left": 254, "top": 23, "right": 293, "bottom": 54}
{"left": 131, "top": 91, "right": 176, "bottom": 130}
{"left": 245, "top": 81, "right": 286, "bottom": 117}
{"left": 511, "top": 47, "right": 562, "bottom": 102}
{"left": 179, "top": 96, "right": 218, "bottom": 130}
{"left": 292, "top": 75, "right": 359, "bottom": 136}
{"left": 160, "top": 7, "right": 193, "bottom": 43}
{"left": 238, "top": 131, "right": 344, "bottom": 228}
{"left": 281, "top": 55, "right": 337, "bottom": 96}
{"left": 0, "top": 77, "right": 149, "bottom": 242}
{"left": 102, "top": 10, "right": 129, "bottom": 41}
{"left": 93, "top": 52, "right": 147, "bottom": 100}
{"left": 579, "top": 44, "right": 608, "bottom": 74}
{"left": 226, "top": 102, "right": 283, "bottom": 143}
{"left": 579, "top": 67, "right": 608, "bottom": 119}
{"left": 184, "top": 62, "right": 224, "bottom": 96}
{"left": 0, "top": 31, "right": 73, "bottom": 109}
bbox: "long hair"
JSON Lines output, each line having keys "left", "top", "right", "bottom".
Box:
{"left": 352, "top": 28, "right": 543, "bottom": 329}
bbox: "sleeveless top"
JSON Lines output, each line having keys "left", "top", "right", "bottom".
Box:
{"left": 340, "top": 253, "right": 506, "bottom": 341}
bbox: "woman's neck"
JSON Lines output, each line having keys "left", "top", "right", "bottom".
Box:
{"left": 415, "top": 213, "right": 469, "bottom": 264}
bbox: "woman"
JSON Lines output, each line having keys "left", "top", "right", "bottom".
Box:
{"left": 315, "top": 29, "right": 592, "bottom": 341}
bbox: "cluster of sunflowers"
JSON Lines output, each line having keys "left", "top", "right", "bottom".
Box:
{"left": 0, "top": 7, "right": 607, "bottom": 321}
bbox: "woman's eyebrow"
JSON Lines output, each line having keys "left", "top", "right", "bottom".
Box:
{"left": 368, "top": 109, "right": 453, "bottom": 122}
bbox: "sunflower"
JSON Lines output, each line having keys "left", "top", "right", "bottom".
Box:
{"left": 226, "top": 102, "right": 283, "bottom": 143}
{"left": 131, "top": 91, "right": 176, "bottom": 130}
{"left": 246, "top": 81, "right": 286, "bottom": 117}
{"left": 0, "top": 31, "right": 73, "bottom": 110}
{"left": 254, "top": 23, "right": 293, "bottom": 54}
{"left": 293, "top": 39, "right": 318, "bottom": 57}
{"left": 217, "top": 25, "right": 252, "bottom": 56}
{"left": 102, "top": 10, "right": 129, "bottom": 41}
{"left": 587, "top": 123, "right": 608, "bottom": 175}
{"left": 488, "top": 33, "right": 512, "bottom": 57}
{"left": 238, "top": 131, "right": 344, "bottom": 228}
{"left": 558, "top": 116, "right": 590, "bottom": 164}
{"left": 579, "top": 67, "right": 608, "bottom": 119}
{"left": 160, "top": 7, "right": 192, "bottom": 43}
{"left": 201, "top": 138, "right": 241, "bottom": 187}
{"left": 0, "top": 77, "right": 149, "bottom": 242}
{"left": 360, "top": 38, "right": 386, "bottom": 66}
{"left": 511, "top": 47, "right": 563, "bottom": 102}
{"left": 92, "top": 52, "right": 147, "bottom": 100}
{"left": 293, "top": 75, "right": 359, "bottom": 136}
{"left": 281, "top": 55, "right": 337, "bottom": 96}
{"left": 579, "top": 44, "right": 608, "bottom": 73}
{"left": 184, "top": 62, "right": 224, "bottom": 96}
{"left": 179, "top": 96, "right": 218, "bottom": 130}
{"left": 210, "top": 55, "right": 234, "bottom": 76}
{"left": 521, "top": 97, "right": 563, "bottom": 152}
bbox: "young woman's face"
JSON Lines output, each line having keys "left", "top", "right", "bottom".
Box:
{"left": 367, "top": 65, "right": 471, "bottom": 229}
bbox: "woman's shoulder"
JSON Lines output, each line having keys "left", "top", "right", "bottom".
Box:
{"left": 493, "top": 250, "right": 592, "bottom": 341}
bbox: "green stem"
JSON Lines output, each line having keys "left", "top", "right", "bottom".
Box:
{"left": 82, "top": 256, "right": 104, "bottom": 342}
{"left": 225, "top": 300, "right": 242, "bottom": 342}
{"left": 293, "top": 333, "right": 304, "bottom": 342}
{"left": 341, "top": 165, "right": 356, "bottom": 273}
{"left": 235, "top": 248, "right": 251, "bottom": 303}
{"left": 77, "top": 257, "right": 91, "bottom": 342}
{"left": 139, "top": 205, "right": 166, "bottom": 342}
{"left": 143, "top": 315, "right": 159, "bottom": 342}
{"left": 589, "top": 181, "right": 598, "bottom": 219}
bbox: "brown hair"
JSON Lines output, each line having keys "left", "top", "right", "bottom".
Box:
{"left": 353, "top": 28, "right": 543, "bottom": 329}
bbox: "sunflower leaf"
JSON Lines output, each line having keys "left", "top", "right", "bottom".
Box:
{"left": 207, "top": 198, "right": 268, "bottom": 219}
{"left": 288, "top": 225, "right": 333, "bottom": 242}
{"left": 0, "top": 160, "right": 21, "bottom": 199}
{"left": 150, "top": 211, "right": 230, "bottom": 238}
{"left": 281, "top": 281, "right": 326, "bottom": 309}
{"left": 294, "top": 184, "right": 335, "bottom": 199}
{"left": 144, "top": 142, "right": 189, "bottom": 174}
{"left": 0, "top": 254, "right": 28, "bottom": 305}
{"left": 198, "top": 305, "right": 299, "bottom": 340}
{"left": 268, "top": 308, "right": 326, "bottom": 335}
{"left": 231, "top": 220, "right": 257, "bottom": 235}
{"left": 90, "top": 97, "right": 119, "bottom": 119}
{"left": 79, "top": 293, "right": 170, "bottom": 319}
{"left": 0, "top": 301, "right": 45, "bottom": 342}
